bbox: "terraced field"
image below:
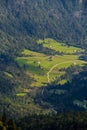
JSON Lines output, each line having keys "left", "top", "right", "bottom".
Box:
{"left": 16, "top": 38, "right": 85, "bottom": 87}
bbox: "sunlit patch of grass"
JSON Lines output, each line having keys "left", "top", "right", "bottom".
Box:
{"left": 59, "top": 79, "right": 67, "bottom": 85}
{"left": 4, "top": 72, "right": 13, "bottom": 78}
{"left": 37, "top": 38, "right": 84, "bottom": 54}
{"left": 16, "top": 39, "right": 86, "bottom": 87}
{"left": 16, "top": 93, "right": 27, "bottom": 97}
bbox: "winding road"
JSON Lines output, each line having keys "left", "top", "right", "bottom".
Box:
{"left": 47, "top": 60, "right": 86, "bottom": 83}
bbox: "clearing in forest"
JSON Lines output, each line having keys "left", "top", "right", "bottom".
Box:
{"left": 16, "top": 38, "right": 85, "bottom": 87}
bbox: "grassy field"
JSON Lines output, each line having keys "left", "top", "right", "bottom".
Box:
{"left": 16, "top": 93, "right": 27, "bottom": 97}
{"left": 16, "top": 38, "right": 86, "bottom": 87}
{"left": 37, "top": 38, "right": 84, "bottom": 54}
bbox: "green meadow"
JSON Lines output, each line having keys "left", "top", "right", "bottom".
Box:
{"left": 16, "top": 93, "right": 27, "bottom": 97}
{"left": 16, "top": 38, "right": 86, "bottom": 87}
{"left": 37, "top": 38, "right": 84, "bottom": 54}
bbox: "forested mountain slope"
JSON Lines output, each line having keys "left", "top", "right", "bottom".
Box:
{"left": 0, "top": 0, "right": 87, "bottom": 49}
{"left": 0, "top": 0, "right": 87, "bottom": 118}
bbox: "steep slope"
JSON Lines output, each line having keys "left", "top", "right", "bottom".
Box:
{"left": 0, "top": 0, "right": 87, "bottom": 47}
{"left": 0, "top": 0, "right": 87, "bottom": 118}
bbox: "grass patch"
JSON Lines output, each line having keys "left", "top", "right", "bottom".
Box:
{"left": 16, "top": 38, "right": 86, "bottom": 87}
{"left": 37, "top": 38, "right": 84, "bottom": 54}
{"left": 4, "top": 72, "right": 13, "bottom": 78}
{"left": 16, "top": 93, "right": 27, "bottom": 97}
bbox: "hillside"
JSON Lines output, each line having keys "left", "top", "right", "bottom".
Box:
{"left": 16, "top": 38, "right": 85, "bottom": 87}
{"left": 0, "top": 0, "right": 87, "bottom": 119}
{"left": 0, "top": 38, "right": 87, "bottom": 118}
{"left": 19, "top": 112, "right": 87, "bottom": 130}
{"left": 0, "top": 0, "right": 87, "bottom": 48}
